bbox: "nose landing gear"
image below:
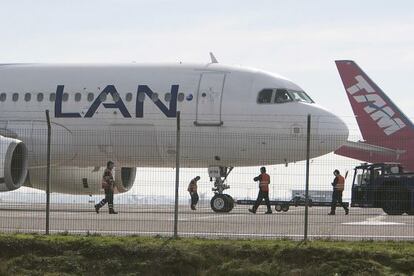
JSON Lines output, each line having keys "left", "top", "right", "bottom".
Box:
{"left": 209, "top": 166, "right": 234, "bottom": 213}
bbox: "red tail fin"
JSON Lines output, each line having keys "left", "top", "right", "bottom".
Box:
{"left": 335, "top": 60, "right": 413, "bottom": 147}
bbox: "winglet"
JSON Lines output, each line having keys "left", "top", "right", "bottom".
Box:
{"left": 209, "top": 52, "right": 218, "bottom": 63}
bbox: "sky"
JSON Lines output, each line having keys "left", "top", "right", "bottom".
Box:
{"left": 1, "top": 0, "right": 414, "bottom": 126}
{"left": 1, "top": 0, "right": 414, "bottom": 200}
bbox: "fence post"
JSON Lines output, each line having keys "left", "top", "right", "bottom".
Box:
{"left": 173, "top": 111, "right": 181, "bottom": 238}
{"left": 45, "top": 110, "right": 51, "bottom": 235}
{"left": 304, "top": 114, "right": 311, "bottom": 241}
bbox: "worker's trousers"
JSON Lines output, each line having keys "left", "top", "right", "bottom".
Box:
{"left": 330, "top": 190, "right": 348, "bottom": 213}
{"left": 190, "top": 192, "right": 199, "bottom": 206}
{"left": 96, "top": 188, "right": 114, "bottom": 209}
{"left": 253, "top": 190, "right": 272, "bottom": 211}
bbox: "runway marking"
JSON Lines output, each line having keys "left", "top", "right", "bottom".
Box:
{"left": 166, "top": 213, "right": 246, "bottom": 221}
{"left": 342, "top": 213, "right": 405, "bottom": 226}
{"left": 190, "top": 214, "right": 246, "bottom": 220}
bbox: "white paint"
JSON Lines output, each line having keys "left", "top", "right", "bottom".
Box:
{"left": 0, "top": 63, "right": 349, "bottom": 195}
{"left": 342, "top": 214, "right": 405, "bottom": 226}
{"left": 346, "top": 74, "right": 406, "bottom": 135}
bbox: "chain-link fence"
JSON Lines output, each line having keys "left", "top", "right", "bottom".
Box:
{"left": 0, "top": 113, "right": 413, "bottom": 240}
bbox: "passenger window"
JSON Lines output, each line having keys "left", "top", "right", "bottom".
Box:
{"left": 165, "top": 93, "right": 171, "bottom": 102}
{"left": 24, "top": 93, "right": 31, "bottom": 102}
{"left": 257, "top": 89, "right": 273, "bottom": 103}
{"left": 50, "top": 93, "right": 56, "bottom": 102}
{"left": 137, "top": 92, "right": 145, "bottom": 102}
{"left": 12, "top": 93, "right": 18, "bottom": 102}
{"left": 37, "top": 93, "right": 44, "bottom": 102}
{"left": 151, "top": 93, "right": 159, "bottom": 102}
{"left": 75, "top": 93, "right": 81, "bottom": 102}
{"left": 125, "top": 93, "right": 132, "bottom": 102}
{"left": 275, "top": 89, "right": 291, "bottom": 103}
{"left": 87, "top": 93, "right": 94, "bottom": 102}
{"left": 0, "top": 93, "right": 6, "bottom": 102}
{"left": 177, "top": 93, "right": 185, "bottom": 102}
{"left": 112, "top": 92, "right": 120, "bottom": 103}
{"left": 62, "top": 93, "right": 69, "bottom": 102}
{"left": 99, "top": 93, "right": 107, "bottom": 102}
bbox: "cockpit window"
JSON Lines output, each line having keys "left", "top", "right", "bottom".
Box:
{"left": 287, "top": 90, "right": 314, "bottom": 103}
{"left": 257, "top": 88, "right": 314, "bottom": 104}
{"left": 257, "top": 89, "right": 273, "bottom": 103}
{"left": 275, "top": 89, "right": 291, "bottom": 103}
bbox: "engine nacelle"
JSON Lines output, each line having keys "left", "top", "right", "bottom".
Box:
{"left": 0, "top": 137, "right": 28, "bottom": 191}
{"left": 114, "top": 167, "right": 136, "bottom": 193}
{"left": 27, "top": 166, "right": 137, "bottom": 195}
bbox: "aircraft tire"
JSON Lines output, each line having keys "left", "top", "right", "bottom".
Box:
{"left": 223, "top": 194, "right": 234, "bottom": 212}
{"left": 211, "top": 194, "right": 232, "bottom": 213}
{"left": 281, "top": 204, "right": 289, "bottom": 212}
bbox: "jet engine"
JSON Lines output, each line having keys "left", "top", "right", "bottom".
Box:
{"left": 27, "top": 166, "right": 137, "bottom": 195}
{"left": 0, "top": 137, "right": 28, "bottom": 191}
{"left": 114, "top": 167, "right": 136, "bottom": 193}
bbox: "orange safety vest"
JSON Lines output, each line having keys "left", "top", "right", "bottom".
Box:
{"left": 187, "top": 179, "right": 197, "bottom": 193}
{"left": 102, "top": 168, "right": 114, "bottom": 190}
{"left": 336, "top": 175, "right": 345, "bottom": 191}
{"left": 260, "top": 173, "right": 270, "bottom": 192}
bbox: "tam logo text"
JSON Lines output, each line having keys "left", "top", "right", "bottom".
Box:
{"left": 346, "top": 75, "right": 406, "bottom": 135}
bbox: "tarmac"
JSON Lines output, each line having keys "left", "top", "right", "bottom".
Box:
{"left": 0, "top": 203, "right": 413, "bottom": 240}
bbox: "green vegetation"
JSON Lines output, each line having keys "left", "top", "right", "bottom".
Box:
{"left": 0, "top": 234, "right": 413, "bottom": 275}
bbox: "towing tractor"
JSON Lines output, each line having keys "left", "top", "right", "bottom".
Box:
{"left": 351, "top": 163, "right": 414, "bottom": 215}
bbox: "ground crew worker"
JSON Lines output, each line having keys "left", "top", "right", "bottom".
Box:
{"left": 249, "top": 167, "right": 272, "bottom": 214}
{"left": 94, "top": 161, "right": 118, "bottom": 214}
{"left": 187, "top": 176, "right": 200, "bottom": 210}
{"left": 329, "top": 169, "right": 349, "bottom": 215}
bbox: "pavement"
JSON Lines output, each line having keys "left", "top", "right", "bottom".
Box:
{"left": 0, "top": 203, "right": 413, "bottom": 240}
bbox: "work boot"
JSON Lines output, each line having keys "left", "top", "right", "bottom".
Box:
{"left": 248, "top": 208, "right": 256, "bottom": 214}
{"left": 94, "top": 204, "right": 100, "bottom": 214}
{"left": 108, "top": 204, "right": 118, "bottom": 214}
{"left": 265, "top": 210, "right": 273, "bottom": 214}
{"left": 191, "top": 205, "right": 196, "bottom": 211}
{"left": 109, "top": 209, "right": 118, "bottom": 214}
{"left": 345, "top": 209, "right": 349, "bottom": 215}
{"left": 328, "top": 212, "right": 335, "bottom": 215}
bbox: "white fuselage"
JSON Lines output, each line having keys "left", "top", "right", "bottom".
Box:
{"left": 0, "top": 62, "right": 348, "bottom": 194}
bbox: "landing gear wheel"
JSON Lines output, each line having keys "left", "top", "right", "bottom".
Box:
{"left": 275, "top": 204, "right": 282, "bottom": 212}
{"left": 224, "top": 194, "right": 234, "bottom": 212}
{"left": 281, "top": 204, "right": 289, "bottom": 212}
{"left": 211, "top": 194, "right": 233, "bottom": 213}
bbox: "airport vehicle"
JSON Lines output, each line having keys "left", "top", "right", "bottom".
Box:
{"left": 0, "top": 54, "right": 348, "bottom": 212}
{"left": 351, "top": 162, "right": 414, "bottom": 215}
{"left": 334, "top": 60, "right": 414, "bottom": 171}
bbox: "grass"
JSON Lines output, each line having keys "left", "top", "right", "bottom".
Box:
{"left": 0, "top": 233, "right": 413, "bottom": 275}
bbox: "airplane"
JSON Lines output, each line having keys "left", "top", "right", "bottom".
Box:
{"left": 0, "top": 54, "right": 348, "bottom": 212}
{"left": 334, "top": 60, "right": 414, "bottom": 171}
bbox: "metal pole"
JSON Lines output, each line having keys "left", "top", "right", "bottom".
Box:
{"left": 173, "top": 111, "right": 181, "bottom": 238}
{"left": 45, "top": 110, "right": 51, "bottom": 235}
{"left": 304, "top": 114, "right": 311, "bottom": 241}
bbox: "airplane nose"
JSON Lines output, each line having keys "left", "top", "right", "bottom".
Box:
{"left": 314, "top": 106, "right": 349, "bottom": 152}
{"left": 299, "top": 104, "right": 349, "bottom": 155}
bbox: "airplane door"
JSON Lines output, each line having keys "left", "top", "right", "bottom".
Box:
{"left": 195, "top": 73, "right": 226, "bottom": 126}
